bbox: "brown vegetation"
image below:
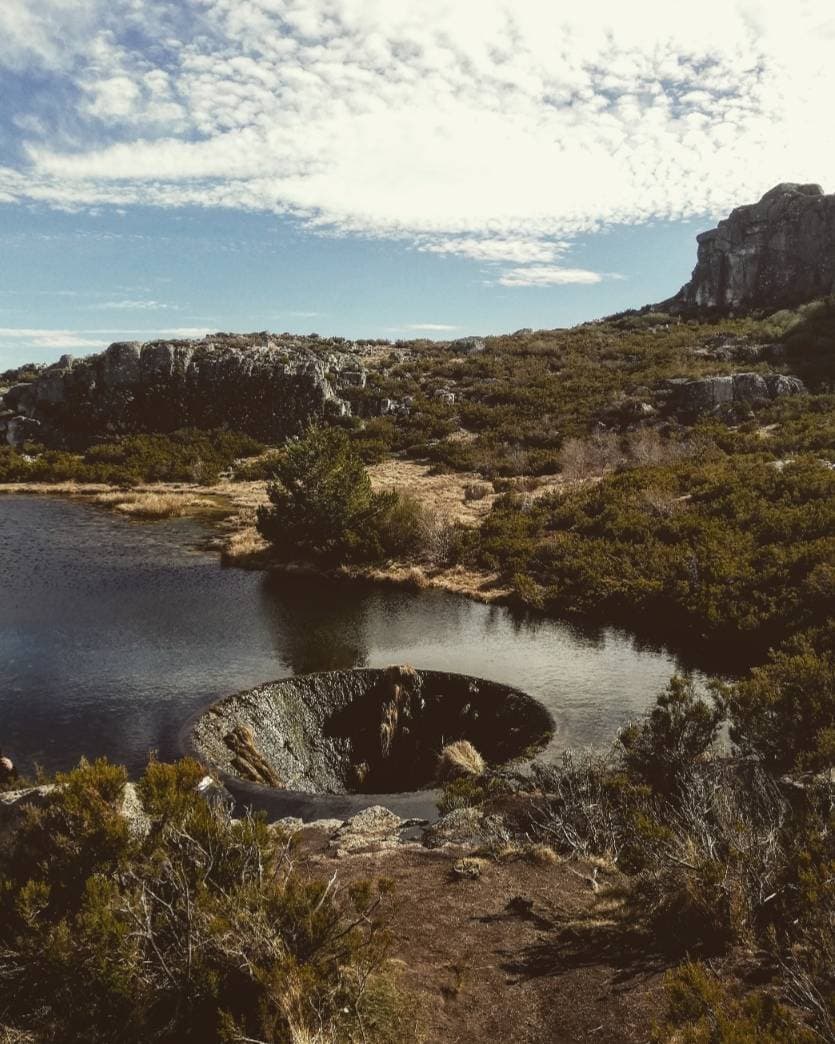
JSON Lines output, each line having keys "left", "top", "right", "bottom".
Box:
{"left": 437, "top": 741, "right": 487, "bottom": 781}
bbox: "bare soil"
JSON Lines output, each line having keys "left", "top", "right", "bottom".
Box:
{"left": 295, "top": 831, "right": 671, "bottom": 1043}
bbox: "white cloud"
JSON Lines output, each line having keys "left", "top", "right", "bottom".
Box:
{"left": 418, "top": 238, "right": 566, "bottom": 264}
{"left": 404, "top": 323, "right": 459, "bottom": 332}
{"left": 86, "top": 299, "right": 179, "bottom": 311}
{"left": 0, "top": 328, "right": 109, "bottom": 350}
{"left": 498, "top": 267, "right": 605, "bottom": 287}
{"left": 0, "top": 0, "right": 833, "bottom": 284}
{"left": 0, "top": 325, "right": 213, "bottom": 353}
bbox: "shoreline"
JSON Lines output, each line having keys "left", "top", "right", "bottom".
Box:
{"left": 0, "top": 469, "right": 515, "bottom": 605}
{"left": 0, "top": 476, "right": 754, "bottom": 674}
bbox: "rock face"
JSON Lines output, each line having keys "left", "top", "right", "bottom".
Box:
{"left": 667, "top": 183, "right": 835, "bottom": 315}
{"left": 1, "top": 333, "right": 362, "bottom": 448}
{"left": 668, "top": 371, "right": 805, "bottom": 416}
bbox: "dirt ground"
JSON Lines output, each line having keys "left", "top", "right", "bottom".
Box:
{"left": 295, "top": 831, "right": 670, "bottom": 1043}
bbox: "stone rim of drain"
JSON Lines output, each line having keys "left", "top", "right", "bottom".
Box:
{"left": 189, "top": 665, "right": 555, "bottom": 795}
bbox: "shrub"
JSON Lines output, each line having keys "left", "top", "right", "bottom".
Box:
{"left": 0, "top": 429, "right": 265, "bottom": 485}
{"left": 657, "top": 962, "right": 819, "bottom": 1043}
{"left": 374, "top": 492, "right": 431, "bottom": 559}
{"left": 475, "top": 456, "right": 835, "bottom": 653}
{"left": 463, "top": 482, "right": 490, "bottom": 501}
{"left": 256, "top": 426, "right": 397, "bottom": 561}
{"left": 0, "top": 758, "right": 410, "bottom": 1043}
{"left": 726, "top": 640, "right": 835, "bottom": 772}
{"left": 437, "top": 776, "right": 490, "bottom": 815}
{"left": 619, "top": 676, "right": 725, "bottom": 794}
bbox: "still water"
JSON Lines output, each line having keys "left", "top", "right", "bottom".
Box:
{"left": 1, "top": 495, "right": 708, "bottom": 779}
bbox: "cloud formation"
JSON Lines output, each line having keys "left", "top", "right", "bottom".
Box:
{"left": 0, "top": 325, "right": 211, "bottom": 355}
{"left": 1, "top": 0, "right": 833, "bottom": 286}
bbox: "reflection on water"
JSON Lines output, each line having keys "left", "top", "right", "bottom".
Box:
{"left": 1, "top": 495, "right": 710, "bottom": 778}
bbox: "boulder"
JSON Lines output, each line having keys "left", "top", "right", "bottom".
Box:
{"left": 674, "top": 375, "right": 734, "bottom": 414}
{"left": 670, "top": 372, "right": 806, "bottom": 416}
{"left": 0, "top": 785, "right": 55, "bottom": 847}
{"left": 732, "top": 373, "right": 770, "bottom": 403}
{"left": 4, "top": 383, "right": 36, "bottom": 414}
{"left": 765, "top": 374, "right": 806, "bottom": 397}
{"left": 665, "top": 183, "right": 835, "bottom": 315}
{"left": 101, "top": 342, "right": 142, "bottom": 387}
{"left": 331, "top": 805, "right": 404, "bottom": 854}
{"left": 451, "top": 336, "right": 486, "bottom": 354}
{"left": 119, "top": 782, "right": 152, "bottom": 840}
{"left": 5, "top": 415, "right": 41, "bottom": 448}
{"left": 423, "top": 806, "right": 486, "bottom": 849}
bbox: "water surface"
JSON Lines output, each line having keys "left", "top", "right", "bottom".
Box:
{"left": 1, "top": 495, "right": 708, "bottom": 780}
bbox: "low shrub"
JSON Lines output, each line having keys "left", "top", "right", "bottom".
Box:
{"left": 0, "top": 758, "right": 411, "bottom": 1043}
{"left": 0, "top": 429, "right": 265, "bottom": 486}
{"left": 619, "top": 676, "right": 725, "bottom": 794}
{"left": 657, "top": 962, "right": 820, "bottom": 1043}
{"left": 437, "top": 776, "right": 491, "bottom": 815}
{"left": 726, "top": 639, "right": 835, "bottom": 773}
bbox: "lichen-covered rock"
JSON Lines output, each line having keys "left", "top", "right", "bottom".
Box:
{"left": 1, "top": 333, "right": 361, "bottom": 448}
{"left": 423, "top": 806, "right": 486, "bottom": 849}
{"left": 765, "top": 374, "right": 806, "bottom": 398}
{"left": 666, "top": 183, "right": 835, "bottom": 315}
{"left": 670, "top": 371, "right": 806, "bottom": 416}
{"left": 0, "top": 785, "right": 55, "bottom": 847}
{"left": 673, "top": 375, "right": 734, "bottom": 414}
{"left": 731, "top": 373, "right": 770, "bottom": 403}
{"left": 332, "top": 805, "right": 404, "bottom": 853}
{"left": 119, "top": 782, "right": 152, "bottom": 840}
{"left": 450, "top": 336, "right": 486, "bottom": 354}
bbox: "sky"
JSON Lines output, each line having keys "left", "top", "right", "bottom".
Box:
{"left": 0, "top": 0, "right": 833, "bottom": 370}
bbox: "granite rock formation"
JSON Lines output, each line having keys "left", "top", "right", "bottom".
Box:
{"left": 666, "top": 183, "right": 835, "bottom": 315}
{"left": 1, "top": 333, "right": 364, "bottom": 448}
{"left": 666, "top": 371, "right": 806, "bottom": 417}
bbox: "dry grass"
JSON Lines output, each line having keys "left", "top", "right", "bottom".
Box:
{"left": 0, "top": 462, "right": 521, "bottom": 601}
{"left": 90, "top": 490, "right": 218, "bottom": 519}
{"left": 524, "top": 843, "right": 561, "bottom": 866}
{"left": 220, "top": 525, "right": 271, "bottom": 562}
{"left": 437, "top": 741, "right": 486, "bottom": 782}
{"left": 367, "top": 459, "right": 495, "bottom": 526}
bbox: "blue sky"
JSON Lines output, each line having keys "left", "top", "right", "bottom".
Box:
{"left": 1, "top": 1, "right": 833, "bottom": 369}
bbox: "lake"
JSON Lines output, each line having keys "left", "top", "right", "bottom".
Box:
{"left": 0, "top": 495, "right": 708, "bottom": 782}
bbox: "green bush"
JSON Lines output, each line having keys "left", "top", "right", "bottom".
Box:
{"left": 474, "top": 456, "right": 835, "bottom": 652}
{"left": 619, "top": 676, "right": 724, "bottom": 794}
{"left": 0, "top": 758, "right": 411, "bottom": 1043}
{"left": 0, "top": 429, "right": 266, "bottom": 485}
{"left": 726, "top": 640, "right": 835, "bottom": 772}
{"left": 657, "top": 962, "right": 819, "bottom": 1043}
{"left": 256, "top": 426, "right": 398, "bottom": 560}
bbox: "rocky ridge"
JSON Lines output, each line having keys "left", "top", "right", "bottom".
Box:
{"left": 665, "top": 182, "right": 835, "bottom": 315}
{"left": 0, "top": 332, "right": 368, "bottom": 449}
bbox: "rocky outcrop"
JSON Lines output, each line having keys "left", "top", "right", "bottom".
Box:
{"left": 1, "top": 334, "right": 364, "bottom": 448}
{"left": 666, "top": 183, "right": 835, "bottom": 315}
{"left": 666, "top": 371, "right": 805, "bottom": 417}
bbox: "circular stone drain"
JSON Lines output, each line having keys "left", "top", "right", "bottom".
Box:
{"left": 189, "top": 666, "right": 554, "bottom": 795}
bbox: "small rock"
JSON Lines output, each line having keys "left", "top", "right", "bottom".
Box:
{"left": 331, "top": 805, "right": 403, "bottom": 854}
{"left": 120, "top": 782, "right": 151, "bottom": 840}
{"left": 452, "top": 857, "right": 484, "bottom": 879}
{"left": 423, "top": 806, "right": 485, "bottom": 849}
